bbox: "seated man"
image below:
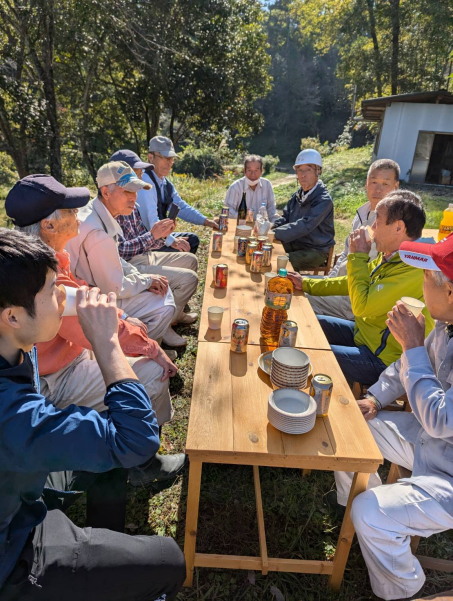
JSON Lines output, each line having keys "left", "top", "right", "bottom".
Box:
{"left": 0, "top": 229, "right": 185, "bottom": 601}
{"left": 334, "top": 234, "right": 453, "bottom": 601}
{"left": 289, "top": 190, "right": 434, "bottom": 385}
{"left": 65, "top": 161, "right": 186, "bottom": 348}
{"left": 5, "top": 174, "right": 185, "bottom": 483}
{"left": 304, "top": 158, "right": 400, "bottom": 320}
{"left": 139, "top": 135, "right": 219, "bottom": 254}
{"left": 272, "top": 149, "right": 335, "bottom": 271}
{"left": 110, "top": 149, "right": 199, "bottom": 332}
{"left": 225, "top": 154, "right": 279, "bottom": 222}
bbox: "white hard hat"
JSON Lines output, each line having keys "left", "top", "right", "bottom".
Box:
{"left": 293, "top": 149, "right": 323, "bottom": 168}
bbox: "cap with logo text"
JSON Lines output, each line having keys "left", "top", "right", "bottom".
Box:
{"left": 399, "top": 234, "right": 453, "bottom": 280}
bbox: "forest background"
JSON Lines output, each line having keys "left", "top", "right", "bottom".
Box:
{"left": 0, "top": 0, "right": 452, "bottom": 187}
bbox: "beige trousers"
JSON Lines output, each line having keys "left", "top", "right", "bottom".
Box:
{"left": 129, "top": 251, "right": 198, "bottom": 321}
{"left": 40, "top": 349, "right": 172, "bottom": 425}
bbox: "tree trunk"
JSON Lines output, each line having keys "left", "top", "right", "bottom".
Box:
{"left": 390, "top": 0, "right": 400, "bottom": 95}
{"left": 365, "top": 0, "right": 383, "bottom": 96}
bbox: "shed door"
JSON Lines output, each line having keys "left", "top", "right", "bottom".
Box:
{"left": 410, "top": 132, "right": 434, "bottom": 184}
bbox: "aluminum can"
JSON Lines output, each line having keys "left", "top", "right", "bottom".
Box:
{"left": 221, "top": 206, "right": 230, "bottom": 216}
{"left": 245, "top": 242, "right": 258, "bottom": 265}
{"left": 219, "top": 214, "right": 229, "bottom": 232}
{"left": 212, "top": 232, "right": 223, "bottom": 252}
{"left": 250, "top": 250, "right": 264, "bottom": 273}
{"left": 237, "top": 237, "right": 248, "bottom": 257}
{"left": 261, "top": 243, "right": 273, "bottom": 267}
{"left": 246, "top": 209, "right": 255, "bottom": 224}
{"left": 257, "top": 236, "right": 268, "bottom": 250}
{"left": 214, "top": 263, "right": 228, "bottom": 288}
{"left": 230, "top": 318, "right": 249, "bottom": 353}
{"left": 278, "top": 320, "right": 298, "bottom": 348}
{"left": 233, "top": 235, "right": 240, "bottom": 253}
{"left": 247, "top": 236, "right": 258, "bottom": 245}
{"left": 310, "top": 374, "right": 333, "bottom": 417}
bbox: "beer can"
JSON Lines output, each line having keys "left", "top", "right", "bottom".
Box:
{"left": 247, "top": 236, "right": 258, "bottom": 245}
{"left": 233, "top": 235, "right": 240, "bottom": 253}
{"left": 219, "top": 214, "right": 229, "bottom": 232}
{"left": 278, "top": 320, "right": 298, "bottom": 347}
{"left": 246, "top": 209, "right": 255, "bottom": 224}
{"left": 250, "top": 250, "right": 264, "bottom": 273}
{"left": 212, "top": 232, "right": 223, "bottom": 252}
{"left": 230, "top": 318, "right": 249, "bottom": 353}
{"left": 237, "top": 237, "right": 248, "bottom": 257}
{"left": 214, "top": 264, "right": 228, "bottom": 288}
{"left": 257, "top": 236, "right": 268, "bottom": 250}
{"left": 261, "top": 243, "right": 273, "bottom": 267}
{"left": 310, "top": 374, "right": 333, "bottom": 417}
{"left": 245, "top": 242, "right": 258, "bottom": 265}
{"left": 221, "top": 206, "right": 230, "bottom": 216}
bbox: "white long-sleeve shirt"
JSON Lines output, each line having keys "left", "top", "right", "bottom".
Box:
{"left": 225, "top": 177, "right": 278, "bottom": 222}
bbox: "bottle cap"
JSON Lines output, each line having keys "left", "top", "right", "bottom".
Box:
{"left": 278, "top": 268, "right": 287, "bottom": 277}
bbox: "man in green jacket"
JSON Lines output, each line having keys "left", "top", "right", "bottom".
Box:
{"left": 289, "top": 190, "right": 434, "bottom": 385}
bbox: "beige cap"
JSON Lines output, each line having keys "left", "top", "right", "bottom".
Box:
{"left": 96, "top": 161, "right": 151, "bottom": 191}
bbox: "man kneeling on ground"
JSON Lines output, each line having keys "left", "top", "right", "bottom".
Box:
{"left": 0, "top": 229, "right": 185, "bottom": 601}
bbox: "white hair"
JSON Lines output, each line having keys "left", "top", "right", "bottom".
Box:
{"left": 15, "top": 209, "right": 61, "bottom": 238}
{"left": 431, "top": 269, "right": 452, "bottom": 286}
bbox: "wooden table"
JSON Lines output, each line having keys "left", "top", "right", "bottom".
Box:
{"left": 199, "top": 223, "right": 331, "bottom": 349}
{"left": 184, "top": 343, "right": 382, "bottom": 588}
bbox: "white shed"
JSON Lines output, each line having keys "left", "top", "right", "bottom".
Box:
{"left": 362, "top": 91, "right": 453, "bottom": 186}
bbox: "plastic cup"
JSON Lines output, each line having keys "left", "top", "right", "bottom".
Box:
{"left": 267, "top": 231, "right": 275, "bottom": 243}
{"left": 365, "top": 225, "right": 374, "bottom": 241}
{"left": 207, "top": 306, "right": 224, "bottom": 329}
{"left": 264, "top": 271, "right": 277, "bottom": 292}
{"left": 59, "top": 285, "right": 78, "bottom": 317}
{"left": 400, "top": 296, "right": 425, "bottom": 318}
{"left": 276, "top": 255, "right": 289, "bottom": 270}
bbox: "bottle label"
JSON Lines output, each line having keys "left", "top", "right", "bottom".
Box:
{"left": 238, "top": 219, "right": 246, "bottom": 225}
{"left": 439, "top": 225, "right": 453, "bottom": 233}
{"left": 265, "top": 290, "right": 292, "bottom": 310}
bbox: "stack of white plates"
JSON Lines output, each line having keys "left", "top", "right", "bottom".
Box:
{"left": 267, "top": 388, "right": 317, "bottom": 434}
{"left": 235, "top": 224, "right": 252, "bottom": 237}
{"left": 270, "top": 348, "right": 310, "bottom": 390}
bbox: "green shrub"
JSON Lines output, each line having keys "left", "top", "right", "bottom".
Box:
{"left": 173, "top": 144, "right": 224, "bottom": 179}
{"left": 262, "top": 154, "right": 279, "bottom": 175}
{"left": 300, "top": 136, "right": 332, "bottom": 156}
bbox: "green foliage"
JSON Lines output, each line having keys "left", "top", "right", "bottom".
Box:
{"left": 300, "top": 136, "right": 332, "bottom": 157}
{"left": 172, "top": 145, "right": 225, "bottom": 179}
{"left": 262, "top": 154, "right": 279, "bottom": 175}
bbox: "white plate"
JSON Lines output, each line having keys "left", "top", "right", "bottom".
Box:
{"left": 259, "top": 351, "right": 312, "bottom": 378}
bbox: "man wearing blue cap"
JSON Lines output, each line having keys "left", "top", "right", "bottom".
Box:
{"left": 333, "top": 234, "right": 453, "bottom": 600}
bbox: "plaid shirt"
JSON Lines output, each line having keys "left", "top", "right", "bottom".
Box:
{"left": 117, "top": 207, "right": 165, "bottom": 261}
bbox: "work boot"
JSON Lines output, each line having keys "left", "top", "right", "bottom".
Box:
{"left": 129, "top": 453, "right": 188, "bottom": 487}
{"left": 162, "top": 327, "right": 187, "bottom": 348}
{"left": 164, "top": 349, "right": 178, "bottom": 361}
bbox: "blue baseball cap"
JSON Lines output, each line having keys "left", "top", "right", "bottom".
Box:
{"left": 109, "top": 149, "right": 153, "bottom": 170}
{"left": 6, "top": 174, "right": 91, "bottom": 227}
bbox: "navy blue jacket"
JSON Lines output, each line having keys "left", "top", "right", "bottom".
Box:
{"left": 0, "top": 348, "right": 159, "bottom": 588}
{"left": 273, "top": 181, "right": 335, "bottom": 253}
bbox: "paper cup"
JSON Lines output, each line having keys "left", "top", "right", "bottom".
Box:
{"left": 207, "top": 306, "right": 224, "bottom": 329}
{"left": 59, "top": 285, "right": 78, "bottom": 317}
{"left": 276, "top": 255, "right": 289, "bottom": 271}
{"left": 400, "top": 296, "right": 425, "bottom": 318}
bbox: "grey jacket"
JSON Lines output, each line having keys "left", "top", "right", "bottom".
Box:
{"left": 273, "top": 181, "right": 334, "bottom": 253}
{"left": 369, "top": 321, "right": 453, "bottom": 514}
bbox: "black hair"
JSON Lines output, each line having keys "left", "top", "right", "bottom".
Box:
{"left": 378, "top": 190, "right": 426, "bottom": 239}
{"left": 0, "top": 228, "right": 58, "bottom": 317}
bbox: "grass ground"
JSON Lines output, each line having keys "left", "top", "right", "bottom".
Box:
{"left": 1, "top": 147, "right": 453, "bottom": 600}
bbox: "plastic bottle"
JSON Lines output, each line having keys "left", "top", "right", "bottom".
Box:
{"left": 438, "top": 204, "right": 453, "bottom": 241}
{"left": 260, "top": 268, "right": 294, "bottom": 348}
{"left": 257, "top": 201, "right": 268, "bottom": 221}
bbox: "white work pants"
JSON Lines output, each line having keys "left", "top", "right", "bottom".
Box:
{"left": 335, "top": 413, "right": 453, "bottom": 600}
{"left": 129, "top": 252, "right": 198, "bottom": 321}
{"left": 40, "top": 349, "right": 172, "bottom": 425}
{"left": 117, "top": 290, "right": 175, "bottom": 340}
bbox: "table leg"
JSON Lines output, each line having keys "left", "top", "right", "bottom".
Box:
{"left": 253, "top": 466, "right": 269, "bottom": 575}
{"left": 329, "top": 471, "right": 370, "bottom": 590}
{"left": 183, "top": 459, "right": 203, "bottom": 587}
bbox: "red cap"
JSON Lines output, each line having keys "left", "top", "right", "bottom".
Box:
{"left": 399, "top": 234, "right": 453, "bottom": 280}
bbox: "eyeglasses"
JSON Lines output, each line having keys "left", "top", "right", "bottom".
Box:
{"left": 294, "top": 167, "right": 315, "bottom": 175}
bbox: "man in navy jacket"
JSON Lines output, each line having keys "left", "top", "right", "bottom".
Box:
{"left": 0, "top": 228, "right": 184, "bottom": 601}
{"left": 273, "top": 149, "right": 335, "bottom": 271}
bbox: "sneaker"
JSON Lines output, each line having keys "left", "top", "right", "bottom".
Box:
{"left": 129, "top": 453, "right": 188, "bottom": 486}
{"left": 164, "top": 349, "right": 178, "bottom": 361}
{"left": 177, "top": 312, "right": 198, "bottom": 325}
{"left": 162, "top": 327, "right": 187, "bottom": 347}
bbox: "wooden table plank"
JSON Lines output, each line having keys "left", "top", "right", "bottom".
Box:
{"left": 199, "top": 221, "right": 331, "bottom": 350}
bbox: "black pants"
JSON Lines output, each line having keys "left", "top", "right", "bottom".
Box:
{"left": 0, "top": 509, "right": 185, "bottom": 601}
{"left": 156, "top": 231, "right": 200, "bottom": 254}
